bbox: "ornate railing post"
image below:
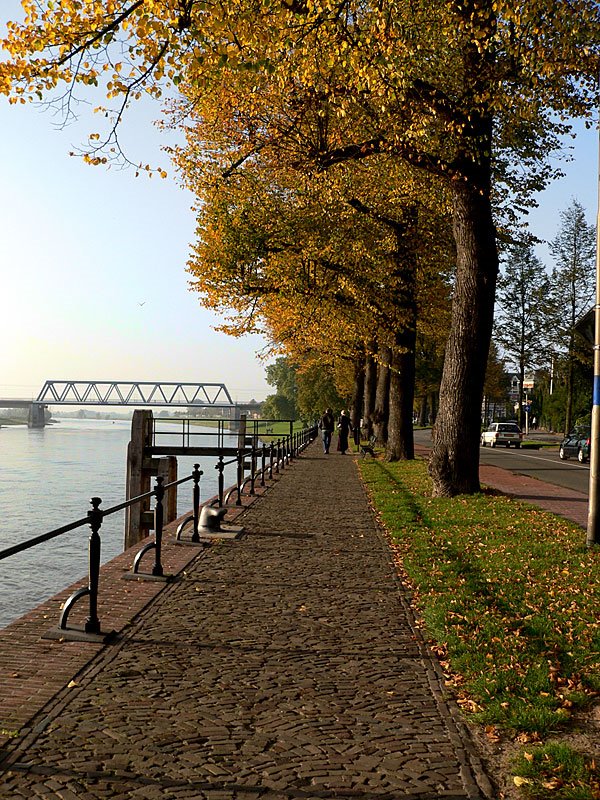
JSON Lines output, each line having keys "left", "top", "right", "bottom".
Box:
{"left": 191, "top": 463, "right": 202, "bottom": 542}
{"left": 236, "top": 449, "right": 243, "bottom": 505}
{"left": 216, "top": 455, "right": 224, "bottom": 507}
{"left": 275, "top": 439, "right": 281, "bottom": 473}
{"left": 261, "top": 444, "right": 266, "bottom": 487}
{"left": 269, "top": 442, "right": 274, "bottom": 479}
{"left": 250, "top": 442, "right": 257, "bottom": 495}
{"left": 250, "top": 445, "right": 256, "bottom": 495}
{"left": 152, "top": 477, "right": 165, "bottom": 577}
{"left": 85, "top": 497, "right": 103, "bottom": 635}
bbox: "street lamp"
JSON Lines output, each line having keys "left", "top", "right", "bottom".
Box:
{"left": 586, "top": 121, "right": 600, "bottom": 547}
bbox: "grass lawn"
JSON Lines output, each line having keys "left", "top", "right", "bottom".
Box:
{"left": 358, "top": 455, "right": 600, "bottom": 800}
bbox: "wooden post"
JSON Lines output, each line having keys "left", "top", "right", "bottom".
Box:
{"left": 124, "top": 410, "right": 154, "bottom": 550}
{"left": 158, "top": 456, "right": 177, "bottom": 524}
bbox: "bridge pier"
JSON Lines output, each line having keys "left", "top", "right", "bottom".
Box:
{"left": 28, "top": 403, "right": 46, "bottom": 428}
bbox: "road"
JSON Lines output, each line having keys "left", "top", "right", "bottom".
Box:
{"left": 413, "top": 429, "right": 590, "bottom": 495}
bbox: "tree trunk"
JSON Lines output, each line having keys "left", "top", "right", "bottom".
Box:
{"left": 350, "top": 353, "right": 365, "bottom": 435}
{"left": 362, "top": 350, "right": 378, "bottom": 439}
{"left": 387, "top": 339, "right": 416, "bottom": 461}
{"left": 418, "top": 395, "right": 428, "bottom": 427}
{"left": 429, "top": 143, "right": 498, "bottom": 495}
{"left": 565, "top": 356, "right": 574, "bottom": 434}
{"left": 374, "top": 345, "right": 391, "bottom": 445}
{"left": 429, "top": 392, "right": 438, "bottom": 424}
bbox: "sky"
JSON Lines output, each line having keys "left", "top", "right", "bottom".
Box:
{"left": 0, "top": 91, "right": 274, "bottom": 403}
{"left": 0, "top": 7, "right": 598, "bottom": 404}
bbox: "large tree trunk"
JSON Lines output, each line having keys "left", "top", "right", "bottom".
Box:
{"left": 387, "top": 338, "right": 416, "bottom": 460}
{"left": 362, "top": 350, "right": 378, "bottom": 439}
{"left": 429, "top": 142, "right": 498, "bottom": 495}
{"left": 374, "top": 345, "right": 391, "bottom": 445}
{"left": 386, "top": 210, "right": 418, "bottom": 461}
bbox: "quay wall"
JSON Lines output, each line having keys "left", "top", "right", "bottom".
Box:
{"left": 0, "top": 490, "right": 260, "bottom": 754}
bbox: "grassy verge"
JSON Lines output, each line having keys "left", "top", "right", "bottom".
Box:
{"left": 358, "top": 456, "right": 599, "bottom": 799}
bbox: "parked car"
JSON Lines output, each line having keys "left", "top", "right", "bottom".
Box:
{"left": 559, "top": 427, "right": 591, "bottom": 463}
{"left": 480, "top": 422, "right": 523, "bottom": 448}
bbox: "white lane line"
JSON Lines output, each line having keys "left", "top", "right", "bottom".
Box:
{"left": 482, "top": 449, "right": 588, "bottom": 469}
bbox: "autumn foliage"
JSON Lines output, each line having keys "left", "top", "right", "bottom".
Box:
{"left": 1, "top": 0, "right": 599, "bottom": 491}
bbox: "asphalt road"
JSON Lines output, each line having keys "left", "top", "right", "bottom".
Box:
{"left": 413, "top": 429, "right": 590, "bottom": 496}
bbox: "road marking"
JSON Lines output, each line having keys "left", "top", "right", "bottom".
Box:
{"left": 482, "top": 449, "right": 588, "bottom": 469}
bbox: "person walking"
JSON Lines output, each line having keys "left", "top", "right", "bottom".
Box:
{"left": 337, "top": 410, "right": 353, "bottom": 454}
{"left": 319, "top": 407, "right": 335, "bottom": 454}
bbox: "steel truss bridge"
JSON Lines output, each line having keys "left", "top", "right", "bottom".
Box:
{"left": 36, "top": 380, "right": 234, "bottom": 409}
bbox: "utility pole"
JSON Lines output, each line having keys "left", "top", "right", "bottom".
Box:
{"left": 586, "top": 121, "right": 600, "bottom": 547}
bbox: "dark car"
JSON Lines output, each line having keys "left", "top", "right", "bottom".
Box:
{"left": 559, "top": 427, "right": 591, "bottom": 463}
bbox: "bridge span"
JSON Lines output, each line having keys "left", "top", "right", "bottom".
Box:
{"left": 0, "top": 380, "right": 246, "bottom": 428}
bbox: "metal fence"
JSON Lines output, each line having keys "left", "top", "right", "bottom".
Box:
{"left": 0, "top": 423, "right": 317, "bottom": 641}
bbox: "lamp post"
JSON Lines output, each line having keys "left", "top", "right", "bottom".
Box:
{"left": 586, "top": 122, "right": 600, "bottom": 547}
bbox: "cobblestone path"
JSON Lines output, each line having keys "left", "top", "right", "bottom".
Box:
{"left": 0, "top": 444, "right": 493, "bottom": 799}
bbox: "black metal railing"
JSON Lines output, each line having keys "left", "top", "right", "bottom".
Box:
{"left": 0, "top": 423, "right": 318, "bottom": 640}
{"left": 0, "top": 465, "right": 204, "bottom": 639}
{"left": 149, "top": 417, "right": 295, "bottom": 451}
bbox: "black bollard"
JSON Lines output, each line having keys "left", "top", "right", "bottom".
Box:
{"left": 191, "top": 463, "right": 202, "bottom": 542}
{"left": 85, "top": 497, "right": 103, "bottom": 635}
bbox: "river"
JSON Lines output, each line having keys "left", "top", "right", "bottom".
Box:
{"left": 0, "top": 417, "right": 238, "bottom": 629}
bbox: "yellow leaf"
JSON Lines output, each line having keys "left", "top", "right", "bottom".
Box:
{"left": 513, "top": 776, "right": 533, "bottom": 787}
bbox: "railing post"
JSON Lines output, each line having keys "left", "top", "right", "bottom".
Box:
{"left": 250, "top": 445, "right": 256, "bottom": 495}
{"left": 191, "top": 463, "right": 202, "bottom": 542}
{"left": 216, "top": 454, "right": 225, "bottom": 507}
{"left": 152, "top": 477, "right": 165, "bottom": 577}
{"left": 269, "top": 442, "right": 274, "bottom": 479}
{"left": 261, "top": 444, "right": 266, "bottom": 487}
{"left": 275, "top": 440, "right": 281, "bottom": 473}
{"left": 250, "top": 442, "right": 257, "bottom": 495}
{"left": 236, "top": 449, "right": 243, "bottom": 505}
{"left": 85, "top": 497, "right": 103, "bottom": 635}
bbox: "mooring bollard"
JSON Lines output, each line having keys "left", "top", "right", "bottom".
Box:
{"left": 85, "top": 496, "right": 103, "bottom": 634}
{"left": 191, "top": 463, "right": 202, "bottom": 542}
{"left": 216, "top": 454, "right": 224, "bottom": 507}
{"left": 150, "top": 477, "right": 165, "bottom": 577}
{"left": 236, "top": 449, "right": 243, "bottom": 505}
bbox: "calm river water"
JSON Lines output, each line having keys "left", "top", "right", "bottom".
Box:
{"left": 0, "top": 418, "right": 238, "bottom": 629}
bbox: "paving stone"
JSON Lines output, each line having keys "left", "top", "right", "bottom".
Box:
{"left": 0, "top": 443, "right": 494, "bottom": 799}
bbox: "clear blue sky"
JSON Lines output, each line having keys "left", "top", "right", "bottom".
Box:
{"left": 1, "top": 6, "right": 598, "bottom": 402}
{"left": 0, "top": 90, "right": 272, "bottom": 402}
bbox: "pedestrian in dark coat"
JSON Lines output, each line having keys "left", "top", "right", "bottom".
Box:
{"left": 337, "top": 410, "right": 353, "bottom": 454}
{"left": 319, "top": 408, "right": 335, "bottom": 454}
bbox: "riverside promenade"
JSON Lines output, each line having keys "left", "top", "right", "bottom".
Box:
{"left": 0, "top": 441, "right": 495, "bottom": 800}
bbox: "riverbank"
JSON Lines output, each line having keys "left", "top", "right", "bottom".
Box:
{"left": 1, "top": 442, "right": 597, "bottom": 799}
{"left": 0, "top": 440, "right": 494, "bottom": 799}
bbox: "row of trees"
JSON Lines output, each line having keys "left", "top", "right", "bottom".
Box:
{"left": 2, "top": 0, "right": 598, "bottom": 495}
{"left": 492, "top": 199, "right": 596, "bottom": 434}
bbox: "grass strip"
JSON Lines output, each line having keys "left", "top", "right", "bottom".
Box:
{"left": 358, "top": 456, "right": 599, "bottom": 798}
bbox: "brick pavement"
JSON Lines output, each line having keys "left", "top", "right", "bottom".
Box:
{"left": 0, "top": 442, "right": 494, "bottom": 800}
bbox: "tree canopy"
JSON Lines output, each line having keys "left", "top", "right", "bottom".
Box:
{"left": 2, "top": 0, "right": 598, "bottom": 494}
